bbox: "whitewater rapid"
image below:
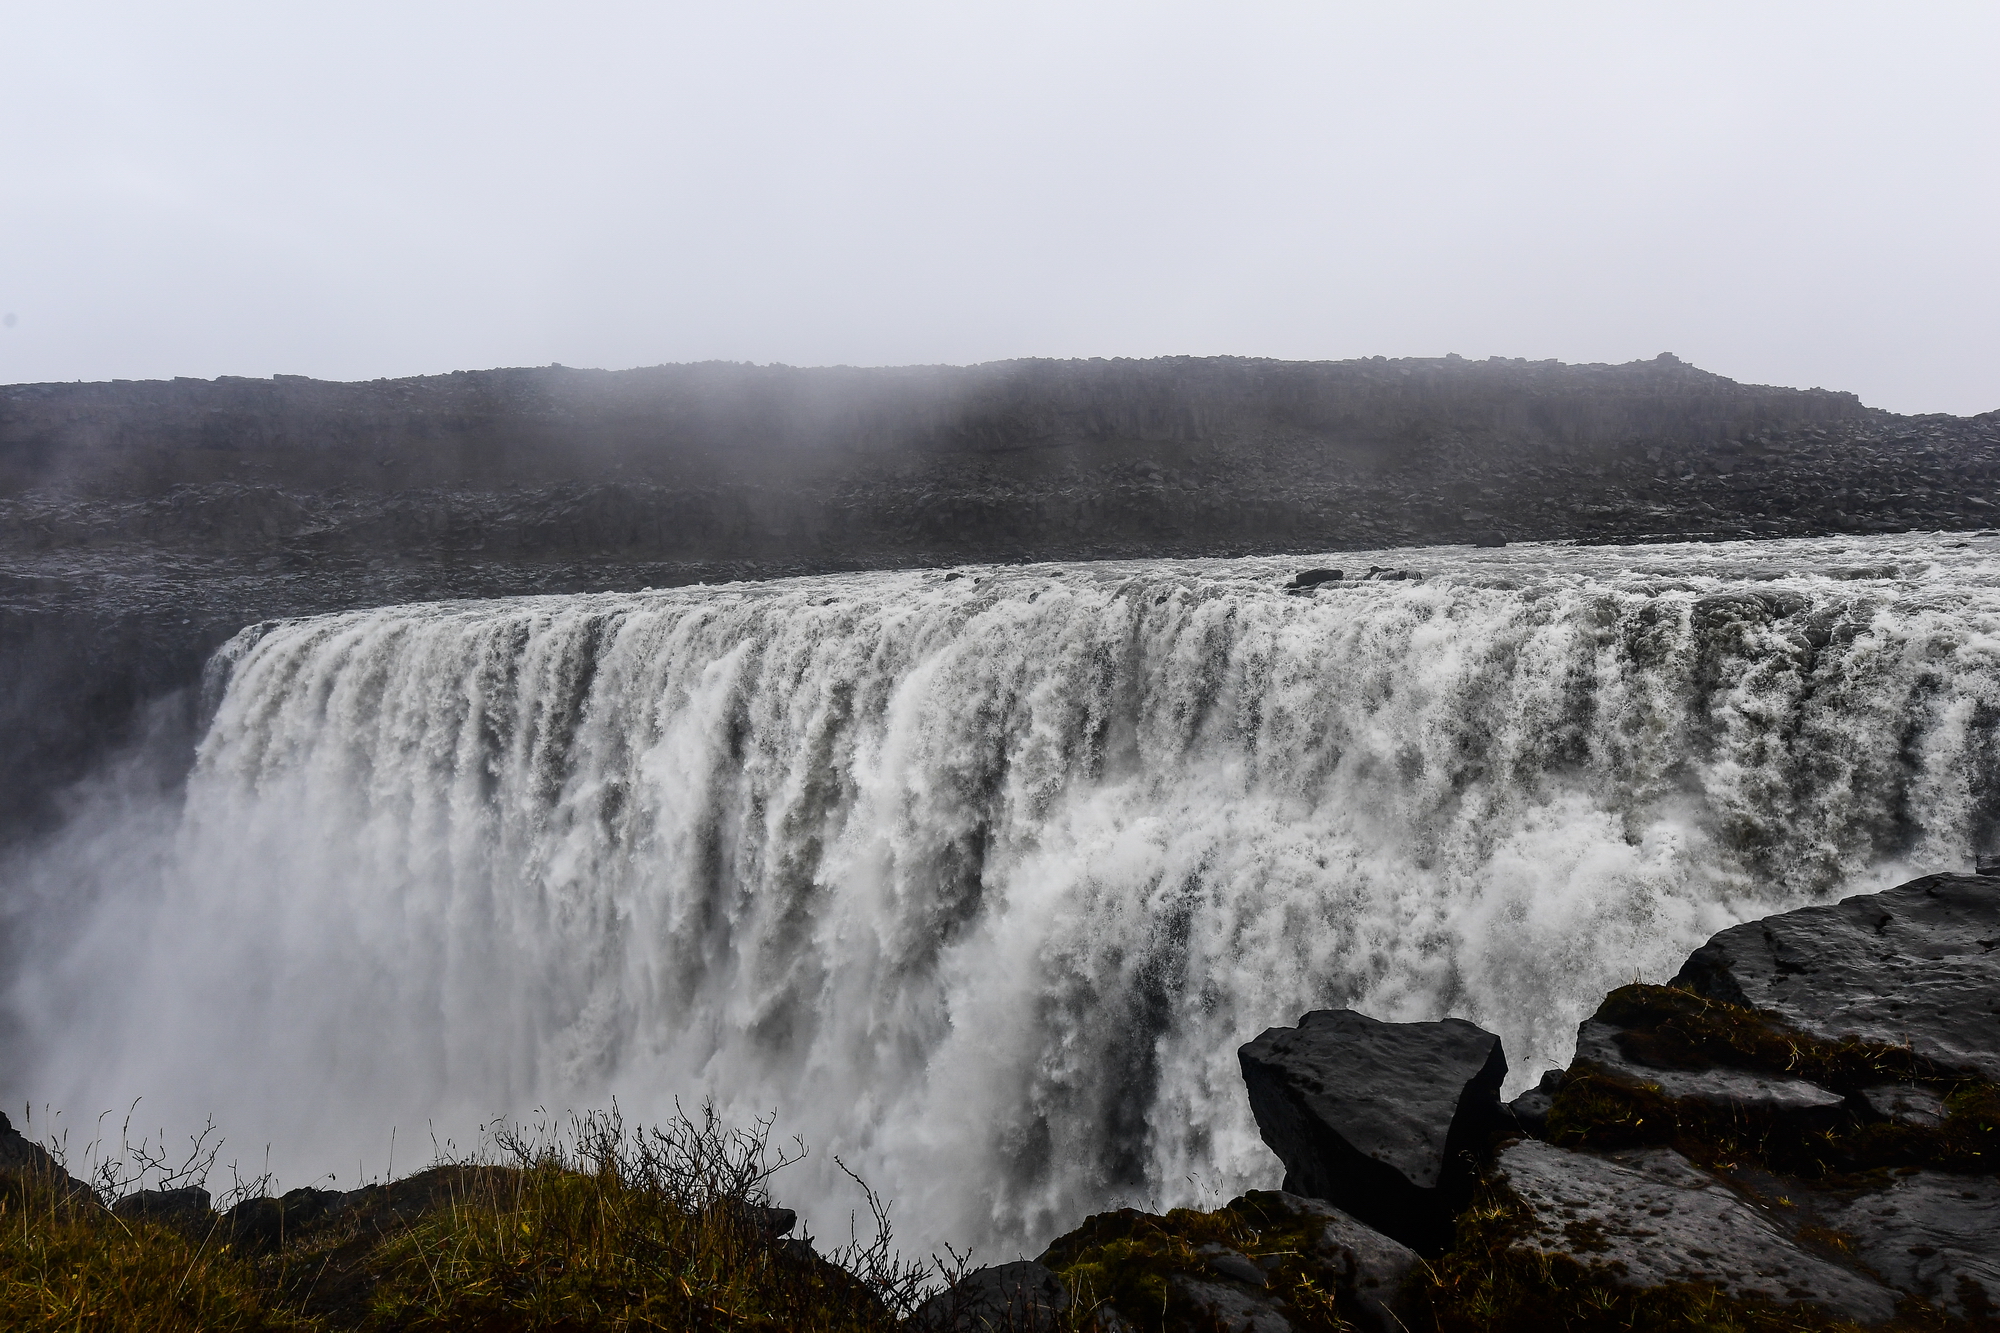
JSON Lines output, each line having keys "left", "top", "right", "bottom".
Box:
{"left": 12, "top": 534, "right": 2000, "bottom": 1255}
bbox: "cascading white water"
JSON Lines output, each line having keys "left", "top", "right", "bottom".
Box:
{"left": 12, "top": 534, "right": 2000, "bottom": 1256}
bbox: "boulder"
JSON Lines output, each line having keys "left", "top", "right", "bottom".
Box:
{"left": 1672, "top": 873, "right": 2000, "bottom": 1079}
{"left": 910, "top": 1260, "right": 1070, "bottom": 1332}
{"left": 1493, "top": 1139, "right": 1900, "bottom": 1324}
{"left": 113, "top": 1185, "right": 215, "bottom": 1234}
{"left": 1164, "top": 1274, "right": 1290, "bottom": 1333}
{"left": 220, "top": 1186, "right": 344, "bottom": 1255}
{"left": 1504, "top": 1068, "right": 1563, "bottom": 1137}
{"left": 1283, "top": 568, "right": 1342, "bottom": 591}
{"left": 1035, "top": 1190, "right": 1416, "bottom": 1333}
{"left": 1238, "top": 1009, "right": 1506, "bottom": 1254}
{"left": 1233, "top": 1192, "right": 1418, "bottom": 1333}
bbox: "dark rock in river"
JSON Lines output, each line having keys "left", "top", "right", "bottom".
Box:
{"left": 1283, "top": 567, "right": 1342, "bottom": 591}
{"left": 1673, "top": 872, "right": 2000, "bottom": 1079}
{"left": 1238, "top": 1009, "right": 1506, "bottom": 1254}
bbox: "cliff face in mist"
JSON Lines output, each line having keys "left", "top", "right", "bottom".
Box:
{"left": 0, "top": 354, "right": 1907, "bottom": 564}
{"left": 2, "top": 352, "right": 1996, "bottom": 836}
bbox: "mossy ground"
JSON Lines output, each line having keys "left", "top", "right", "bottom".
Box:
{"left": 1038, "top": 1192, "right": 1356, "bottom": 1331}
{"left": 0, "top": 1168, "right": 311, "bottom": 1332}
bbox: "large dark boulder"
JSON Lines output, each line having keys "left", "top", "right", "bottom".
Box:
{"left": 220, "top": 1186, "right": 345, "bottom": 1255}
{"left": 1673, "top": 873, "right": 2000, "bottom": 1079}
{"left": 1238, "top": 1009, "right": 1506, "bottom": 1254}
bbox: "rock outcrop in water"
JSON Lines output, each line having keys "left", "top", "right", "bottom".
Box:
{"left": 5, "top": 352, "right": 1998, "bottom": 835}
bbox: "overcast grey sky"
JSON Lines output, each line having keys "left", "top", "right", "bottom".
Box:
{"left": 2, "top": 2, "right": 1995, "bottom": 414}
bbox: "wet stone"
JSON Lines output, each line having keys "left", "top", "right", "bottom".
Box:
{"left": 1239, "top": 1009, "right": 1506, "bottom": 1254}
{"left": 1853, "top": 1082, "right": 1949, "bottom": 1128}
{"left": 1570, "top": 1019, "right": 1847, "bottom": 1122}
{"left": 1494, "top": 1140, "right": 1899, "bottom": 1324}
{"left": 1825, "top": 1172, "right": 2000, "bottom": 1318}
{"left": 1673, "top": 873, "right": 2000, "bottom": 1080}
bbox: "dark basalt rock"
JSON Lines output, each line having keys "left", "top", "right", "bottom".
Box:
{"left": 1247, "top": 1193, "right": 1419, "bottom": 1333}
{"left": 1672, "top": 872, "right": 2000, "bottom": 1080}
{"left": 1238, "top": 1009, "right": 1506, "bottom": 1254}
{"left": 910, "top": 1260, "right": 1071, "bottom": 1332}
{"left": 1852, "top": 1082, "right": 1948, "bottom": 1127}
{"left": 1570, "top": 1017, "right": 1847, "bottom": 1125}
{"left": 220, "top": 1186, "right": 344, "bottom": 1255}
{"left": 1036, "top": 1189, "right": 1416, "bottom": 1333}
{"left": 1504, "top": 1068, "right": 1563, "bottom": 1137}
{"left": 1492, "top": 1139, "right": 1901, "bottom": 1323}
{"left": 1826, "top": 1172, "right": 2000, "bottom": 1319}
{"left": 113, "top": 1185, "right": 214, "bottom": 1234}
{"left": 1283, "top": 567, "right": 1342, "bottom": 591}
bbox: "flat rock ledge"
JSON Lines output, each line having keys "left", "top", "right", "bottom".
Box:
{"left": 1494, "top": 1139, "right": 1901, "bottom": 1324}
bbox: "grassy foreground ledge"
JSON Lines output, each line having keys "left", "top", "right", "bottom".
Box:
{"left": 0, "top": 1106, "right": 924, "bottom": 1332}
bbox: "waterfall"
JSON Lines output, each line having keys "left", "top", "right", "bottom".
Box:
{"left": 12, "top": 535, "right": 2000, "bottom": 1255}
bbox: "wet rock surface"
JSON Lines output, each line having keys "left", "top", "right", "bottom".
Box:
{"left": 1673, "top": 873, "right": 2000, "bottom": 1080}
{"left": 1493, "top": 1139, "right": 1901, "bottom": 1322}
{"left": 1827, "top": 1172, "right": 2000, "bottom": 1319}
{"left": 1569, "top": 1017, "right": 1849, "bottom": 1124}
{"left": 1239, "top": 1009, "right": 1506, "bottom": 1254}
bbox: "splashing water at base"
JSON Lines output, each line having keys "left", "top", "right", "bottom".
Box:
{"left": 10, "top": 534, "right": 2000, "bottom": 1256}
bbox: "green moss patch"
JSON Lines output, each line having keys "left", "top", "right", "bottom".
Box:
{"left": 1039, "top": 1191, "right": 1368, "bottom": 1332}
